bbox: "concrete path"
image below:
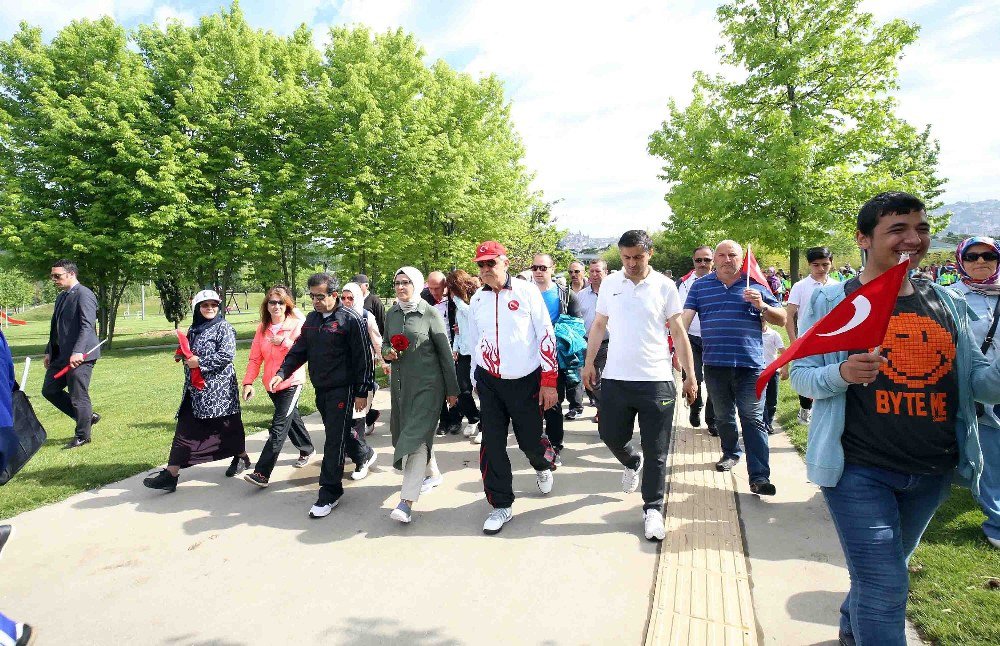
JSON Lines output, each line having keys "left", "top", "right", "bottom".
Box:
{"left": 0, "top": 392, "right": 661, "bottom": 645}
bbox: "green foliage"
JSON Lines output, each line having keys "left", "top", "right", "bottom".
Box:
{"left": 648, "top": 0, "right": 947, "bottom": 281}
{"left": 0, "top": 266, "right": 34, "bottom": 308}
{"left": 153, "top": 272, "right": 192, "bottom": 329}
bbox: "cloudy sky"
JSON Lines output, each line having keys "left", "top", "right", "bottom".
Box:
{"left": 2, "top": 0, "right": 997, "bottom": 237}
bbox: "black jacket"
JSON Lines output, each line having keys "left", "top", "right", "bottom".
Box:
{"left": 364, "top": 292, "right": 386, "bottom": 337}
{"left": 276, "top": 307, "right": 373, "bottom": 394}
{"left": 46, "top": 283, "right": 101, "bottom": 365}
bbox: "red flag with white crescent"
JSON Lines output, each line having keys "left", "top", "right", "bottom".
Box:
{"left": 754, "top": 257, "right": 910, "bottom": 398}
{"left": 741, "top": 244, "right": 773, "bottom": 294}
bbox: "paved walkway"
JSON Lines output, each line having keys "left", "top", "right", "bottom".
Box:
{"left": 0, "top": 392, "right": 874, "bottom": 645}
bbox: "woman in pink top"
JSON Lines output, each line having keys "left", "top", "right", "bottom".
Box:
{"left": 241, "top": 287, "right": 314, "bottom": 487}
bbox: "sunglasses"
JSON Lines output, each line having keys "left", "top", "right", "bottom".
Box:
{"left": 693, "top": 258, "right": 712, "bottom": 264}
{"left": 200, "top": 302, "right": 219, "bottom": 308}
{"left": 476, "top": 259, "right": 497, "bottom": 268}
{"left": 308, "top": 292, "right": 329, "bottom": 300}
{"left": 393, "top": 280, "right": 412, "bottom": 287}
{"left": 530, "top": 265, "right": 550, "bottom": 271}
{"left": 50, "top": 272, "right": 68, "bottom": 279}
{"left": 568, "top": 269, "right": 582, "bottom": 274}
{"left": 963, "top": 251, "right": 999, "bottom": 262}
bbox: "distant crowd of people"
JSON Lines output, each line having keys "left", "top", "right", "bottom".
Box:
{"left": 2, "top": 191, "right": 999, "bottom": 646}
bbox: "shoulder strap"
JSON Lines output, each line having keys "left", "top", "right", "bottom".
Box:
{"left": 982, "top": 296, "right": 1000, "bottom": 355}
{"left": 558, "top": 285, "right": 569, "bottom": 315}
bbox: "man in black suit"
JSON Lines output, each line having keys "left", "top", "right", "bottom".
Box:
{"left": 43, "top": 260, "right": 101, "bottom": 448}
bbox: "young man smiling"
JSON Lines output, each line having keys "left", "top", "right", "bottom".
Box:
{"left": 584, "top": 230, "right": 697, "bottom": 541}
{"left": 791, "top": 192, "right": 1000, "bottom": 646}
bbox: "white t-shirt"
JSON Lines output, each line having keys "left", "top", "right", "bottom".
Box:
{"left": 787, "top": 275, "right": 839, "bottom": 323}
{"left": 575, "top": 285, "right": 608, "bottom": 341}
{"left": 596, "top": 269, "right": 683, "bottom": 381}
{"left": 762, "top": 327, "right": 784, "bottom": 364}
{"left": 677, "top": 272, "right": 706, "bottom": 336}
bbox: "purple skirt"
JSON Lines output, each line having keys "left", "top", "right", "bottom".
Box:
{"left": 168, "top": 395, "right": 245, "bottom": 468}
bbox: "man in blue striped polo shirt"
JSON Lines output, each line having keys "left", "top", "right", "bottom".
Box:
{"left": 682, "top": 240, "right": 786, "bottom": 496}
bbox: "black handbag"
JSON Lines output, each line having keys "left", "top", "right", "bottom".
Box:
{"left": 0, "top": 388, "right": 48, "bottom": 485}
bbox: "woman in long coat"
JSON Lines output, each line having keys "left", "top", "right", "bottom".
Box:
{"left": 383, "top": 267, "right": 459, "bottom": 523}
{"left": 144, "top": 290, "right": 248, "bottom": 492}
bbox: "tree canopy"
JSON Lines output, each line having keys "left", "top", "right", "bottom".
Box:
{"left": 648, "top": 0, "right": 947, "bottom": 280}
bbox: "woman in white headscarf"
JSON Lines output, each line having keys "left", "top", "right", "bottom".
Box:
{"left": 341, "top": 282, "right": 385, "bottom": 440}
{"left": 382, "top": 267, "right": 459, "bottom": 523}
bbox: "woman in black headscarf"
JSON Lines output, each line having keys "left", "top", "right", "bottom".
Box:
{"left": 144, "top": 290, "right": 248, "bottom": 492}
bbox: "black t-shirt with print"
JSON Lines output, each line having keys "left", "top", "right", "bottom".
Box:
{"left": 842, "top": 278, "right": 959, "bottom": 474}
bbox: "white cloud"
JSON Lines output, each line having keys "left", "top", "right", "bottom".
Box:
{"left": 152, "top": 5, "right": 195, "bottom": 30}
{"left": 333, "top": 0, "right": 413, "bottom": 32}
{"left": 0, "top": 0, "right": 153, "bottom": 37}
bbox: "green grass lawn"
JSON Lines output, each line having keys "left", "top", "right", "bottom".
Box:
{"left": 773, "top": 328, "right": 1000, "bottom": 645}
{"left": 3, "top": 294, "right": 274, "bottom": 357}
{"left": 0, "top": 346, "right": 321, "bottom": 520}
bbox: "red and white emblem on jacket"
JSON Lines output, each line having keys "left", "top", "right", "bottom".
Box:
{"left": 508, "top": 300, "right": 519, "bottom": 311}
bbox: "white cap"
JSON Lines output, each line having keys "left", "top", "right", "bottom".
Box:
{"left": 192, "top": 289, "right": 222, "bottom": 308}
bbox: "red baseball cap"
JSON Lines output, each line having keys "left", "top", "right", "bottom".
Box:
{"left": 473, "top": 241, "right": 507, "bottom": 262}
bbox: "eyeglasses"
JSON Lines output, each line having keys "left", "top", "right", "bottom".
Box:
{"left": 476, "top": 259, "right": 497, "bottom": 268}
{"left": 50, "top": 272, "right": 68, "bottom": 279}
{"left": 308, "top": 292, "right": 329, "bottom": 300}
{"left": 963, "top": 251, "right": 999, "bottom": 262}
{"left": 693, "top": 258, "right": 712, "bottom": 264}
{"left": 341, "top": 295, "right": 354, "bottom": 300}
{"left": 393, "top": 280, "right": 412, "bottom": 287}
{"left": 568, "top": 270, "right": 582, "bottom": 274}
{"left": 200, "top": 302, "right": 219, "bottom": 309}
{"left": 530, "top": 265, "right": 550, "bottom": 271}
{"left": 267, "top": 300, "right": 283, "bottom": 306}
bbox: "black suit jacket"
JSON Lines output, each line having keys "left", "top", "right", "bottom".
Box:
{"left": 46, "top": 284, "right": 101, "bottom": 365}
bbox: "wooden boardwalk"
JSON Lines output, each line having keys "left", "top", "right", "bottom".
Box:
{"left": 645, "top": 417, "right": 759, "bottom": 645}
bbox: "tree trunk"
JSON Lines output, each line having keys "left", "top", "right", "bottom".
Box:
{"left": 290, "top": 240, "right": 299, "bottom": 298}
{"left": 788, "top": 205, "right": 801, "bottom": 283}
{"left": 789, "top": 245, "right": 801, "bottom": 285}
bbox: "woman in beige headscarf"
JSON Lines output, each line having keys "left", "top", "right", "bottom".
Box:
{"left": 382, "top": 267, "right": 459, "bottom": 523}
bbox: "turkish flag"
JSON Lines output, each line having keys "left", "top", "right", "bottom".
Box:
{"left": 175, "top": 329, "right": 207, "bottom": 390}
{"left": 742, "top": 245, "right": 773, "bottom": 294}
{"left": 754, "top": 258, "right": 910, "bottom": 398}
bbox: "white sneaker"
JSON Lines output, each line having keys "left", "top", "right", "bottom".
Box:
{"left": 988, "top": 536, "right": 1000, "bottom": 549}
{"left": 644, "top": 508, "right": 666, "bottom": 541}
{"left": 622, "top": 454, "right": 644, "bottom": 494}
{"left": 390, "top": 502, "right": 412, "bottom": 523}
{"left": 797, "top": 408, "right": 812, "bottom": 424}
{"left": 308, "top": 499, "right": 340, "bottom": 518}
{"left": 483, "top": 507, "right": 513, "bottom": 534}
{"left": 463, "top": 422, "right": 478, "bottom": 437}
{"left": 420, "top": 474, "right": 444, "bottom": 494}
{"left": 351, "top": 450, "right": 377, "bottom": 480}
{"left": 472, "top": 428, "right": 483, "bottom": 444}
{"left": 536, "top": 468, "right": 554, "bottom": 495}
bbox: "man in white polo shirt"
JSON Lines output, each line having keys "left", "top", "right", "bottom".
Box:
{"left": 782, "top": 246, "right": 838, "bottom": 423}
{"left": 583, "top": 230, "right": 697, "bottom": 541}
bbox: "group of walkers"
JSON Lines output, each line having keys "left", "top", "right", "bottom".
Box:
{"left": 3, "top": 190, "right": 1000, "bottom": 646}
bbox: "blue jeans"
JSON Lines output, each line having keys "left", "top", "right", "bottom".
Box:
{"left": 703, "top": 365, "right": 770, "bottom": 483}
{"left": 822, "top": 463, "right": 952, "bottom": 645}
{"left": 976, "top": 422, "right": 1000, "bottom": 541}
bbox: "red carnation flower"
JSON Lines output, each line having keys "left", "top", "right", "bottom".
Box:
{"left": 390, "top": 334, "right": 410, "bottom": 353}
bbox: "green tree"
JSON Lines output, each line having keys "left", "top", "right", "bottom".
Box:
{"left": 648, "top": 0, "right": 947, "bottom": 281}
{"left": 0, "top": 18, "right": 184, "bottom": 344}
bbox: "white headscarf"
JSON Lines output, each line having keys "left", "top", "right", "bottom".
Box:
{"left": 341, "top": 282, "right": 366, "bottom": 316}
{"left": 395, "top": 266, "right": 425, "bottom": 313}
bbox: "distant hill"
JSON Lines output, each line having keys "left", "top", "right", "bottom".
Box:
{"left": 559, "top": 231, "right": 617, "bottom": 252}
{"left": 934, "top": 200, "right": 1000, "bottom": 236}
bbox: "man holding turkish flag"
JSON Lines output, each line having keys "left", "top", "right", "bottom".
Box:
{"left": 790, "top": 192, "right": 1000, "bottom": 645}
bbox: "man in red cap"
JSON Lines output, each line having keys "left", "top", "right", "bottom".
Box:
{"left": 465, "top": 241, "right": 559, "bottom": 535}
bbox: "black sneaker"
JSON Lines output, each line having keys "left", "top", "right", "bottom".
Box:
{"left": 553, "top": 450, "right": 563, "bottom": 468}
{"left": 707, "top": 425, "right": 718, "bottom": 437}
{"left": 435, "top": 426, "right": 447, "bottom": 437}
{"left": 838, "top": 632, "right": 857, "bottom": 646}
{"left": 143, "top": 469, "right": 178, "bottom": 492}
{"left": 750, "top": 480, "right": 777, "bottom": 496}
{"left": 91, "top": 412, "right": 101, "bottom": 426}
{"left": 564, "top": 409, "right": 581, "bottom": 420}
{"left": 0, "top": 524, "right": 12, "bottom": 559}
{"left": 225, "top": 455, "right": 250, "bottom": 477}
{"left": 715, "top": 457, "right": 739, "bottom": 472}
{"left": 15, "top": 623, "right": 35, "bottom": 646}
{"left": 244, "top": 471, "right": 269, "bottom": 488}
{"left": 689, "top": 409, "right": 701, "bottom": 428}
{"left": 447, "top": 422, "right": 463, "bottom": 435}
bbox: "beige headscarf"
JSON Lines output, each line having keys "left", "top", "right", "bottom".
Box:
{"left": 395, "top": 266, "right": 425, "bottom": 313}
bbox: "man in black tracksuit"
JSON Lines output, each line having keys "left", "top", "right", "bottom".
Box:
{"left": 272, "top": 273, "right": 375, "bottom": 518}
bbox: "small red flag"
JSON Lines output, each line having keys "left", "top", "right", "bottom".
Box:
{"left": 175, "top": 329, "right": 207, "bottom": 390}
{"left": 754, "top": 258, "right": 910, "bottom": 398}
{"left": 741, "top": 244, "right": 773, "bottom": 294}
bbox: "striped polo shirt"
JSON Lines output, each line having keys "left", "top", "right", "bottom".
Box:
{"left": 683, "top": 272, "right": 779, "bottom": 368}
